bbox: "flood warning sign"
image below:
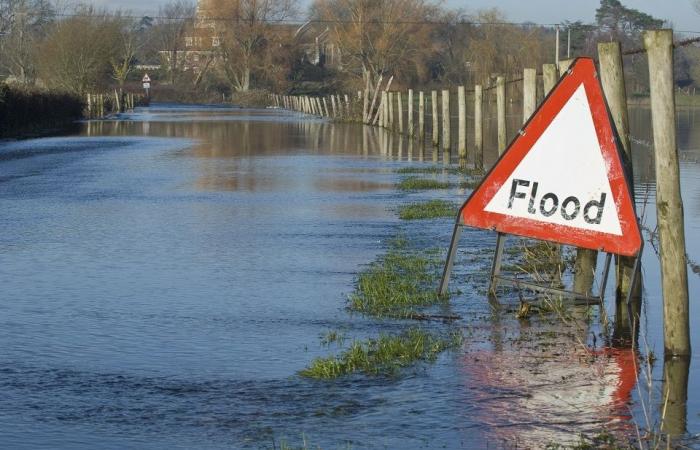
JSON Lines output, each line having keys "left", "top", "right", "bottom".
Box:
{"left": 459, "top": 58, "right": 641, "bottom": 256}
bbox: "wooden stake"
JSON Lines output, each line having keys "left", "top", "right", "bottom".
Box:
{"left": 388, "top": 92, "right": 394, "bottom": 130}
{"left": 474, "top": 84, "right": 483, "bottom": 170}
{"left": 442, "top": 89, "right": 451, "bottom": 163}
{"left": 496, "top": 76, "right": 506, "bottom": 155}
{"left": 408, "top": 89, "right": 414, "bottom": 137}
{"left": 543, "top": 63, "right": 558, "bottom": 95}
{"left": 644, "top": 29, "right": 690, "bottom": 357}
{"left": 598, "top": 41, "right": 642, "bottom": 311}
{"left": 458, "top": 85, "right": 467, "bottom": 164}
{"left": 397, "top": 91, "right": 404, "bottom": 133}
{"left": 418, "top": 91, "right": 425, "bottom": 141}
{"left": 523, "top": 68, "right": 537, "bottom": 122}
{"left": 431, "top": 90, "right": 439, "bottom": 148}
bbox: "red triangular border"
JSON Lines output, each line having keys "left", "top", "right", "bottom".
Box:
{"left": 461, "top": 58, "right": 642, "bottom": 257}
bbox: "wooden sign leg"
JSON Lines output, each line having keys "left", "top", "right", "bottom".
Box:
{"left": 489, "top": 233, "right": 506, "bottom": 298}
{"left": 439, "top": 223, "right": 463, "bottom": 295}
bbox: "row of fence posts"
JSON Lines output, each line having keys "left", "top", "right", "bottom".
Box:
{"left": 269, "top": 29, "right": 689, "bottom": 360}
{"left": 85, "top": 90, "right": 144, "bottom": 119}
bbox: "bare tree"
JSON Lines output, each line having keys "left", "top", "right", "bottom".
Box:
{"left": 0, "top": 0, "right": 54, "bottom": 84}
{"left": 111, "top": 15, "right": 141, "bottom": 89}
{"left": 209, "top": 0, "right": 298, "bottom": 92}
{"left": 310, "top": 0, "right": 439, "bottom": 88}
{"left": 152, "top": 0, "right": 195, "bottom": 84}
{"left": 36, "top": 6, "right": 121, "bottom": 94}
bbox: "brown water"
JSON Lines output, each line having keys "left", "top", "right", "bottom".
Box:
{"left": 0, "top": 103, "right": 698, "bottom": 448}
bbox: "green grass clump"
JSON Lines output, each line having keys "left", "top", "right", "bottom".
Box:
{"left": 398, "top": 199, "right": 458, "bottom": 220}
{"left": 397, "top": 177, "right": 451, "bottom": 190}
{"left": 349, "top": 251, "right": 447, "bottom": 317}
{"left": 396, "top": 166, "right": 484, "bottom": 177}
{"left": 300, "top": 328, "right": 462, "bottom": 378}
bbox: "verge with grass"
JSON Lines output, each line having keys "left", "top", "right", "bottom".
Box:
{"left": 300, "top": 328, "right": 462, "bottom": 378}
{"left": 397, "top": 177, "right": 451, "bottom": 190}
{"left": 348, "top": 250, "right": 448, "bottom": 317}
{"left": 398, "top": 199, "right": 458, "bottom": 220}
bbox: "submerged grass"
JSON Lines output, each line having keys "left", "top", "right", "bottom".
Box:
{"left": 348, "top": 250, "right": 448, "bottom": 317}
{"left": 398, "top": 199, "right": 458, "bottom": 220}
{"left": 396, "top": 166, "right": 484, "bottom": 177}
{"left": 397, "top": 177, "right": 451, "bottom": 190}
{"left": 300, "top": 328, "right": 462, "bottom": 378}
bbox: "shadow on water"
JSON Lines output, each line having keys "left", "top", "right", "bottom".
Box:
{"left": 0, "top": 103, "right": 698, "bottom": 448}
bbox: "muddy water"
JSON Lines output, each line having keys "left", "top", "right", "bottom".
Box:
{"left": 0, "top": 104, "right": 698, "bottom": 448}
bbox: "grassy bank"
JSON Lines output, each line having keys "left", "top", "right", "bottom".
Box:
{"left": 0, "top": 84, "right": 84, "bottom": 138}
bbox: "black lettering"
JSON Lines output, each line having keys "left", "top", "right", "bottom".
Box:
{"left": 539, "top": 193, "right": 559, "bottom": 217}
{"left": 508, "top": 179, "right": 530, "bottom": 209}
{"left": 561, "top": 196, "right": 581, "bottom": 220}
{"left": 527, "top": 182, "right": 539, "bottom": 214}
{"left": 584, "top": 193, "right": 607, "bottom": 224}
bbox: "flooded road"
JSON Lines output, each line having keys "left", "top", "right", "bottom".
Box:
{"left": 0, "top": 104, "right": 698, "bottom": 448}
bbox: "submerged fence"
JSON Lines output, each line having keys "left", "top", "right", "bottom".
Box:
{"left": 268, "top": 29, "right": 691, "bottom": 359}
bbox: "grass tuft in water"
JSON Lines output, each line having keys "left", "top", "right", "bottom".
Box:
{"left": 300, "top": 328, "right": 463, "bottom": 378}
{"left": 396, "top": 166, "right": 484, "bottom": 176}
{"left": 397, "top": 177, "right": 451, "bottom": 190}
{"left": 348, "top": 250, "right": 448, "bottom": 317}
{"left": 398, "top": 200, "right": 458, "bottom": 220}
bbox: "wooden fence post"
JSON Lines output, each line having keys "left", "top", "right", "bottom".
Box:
{"left": 598, "top": 42, "right": 642, "bottom": 321}
{"left": 442, "top": 89, "right": 451, "bottom": 164}
{"left": 388, "top": 92, "right": 394, "bottom": 130}
{"left": 418, "top": 91, "right": 425, "bottom": 141}
{"left": 644, "top": 29, "right": 690, "bottom": 357}
{"left": 408, "top": 89, "right": 414, "bottom": 137}
{"left": 431, "top": 90, "right": 439, "bottom": 148}
{"left": 363, "top": 88, "right": 369, "bottom": 124}
{"left": 543, "top": 63, "right": 558, "bottom": 95}
{"left": 458, "top": 85, "right": 467, "bottom": 166}
{"left": 523, "top": 68, "right": 537, "bottom": 122}
{"left": 474, "top": 84, "right": 483, "bottom": 170}
{"left": 496, "top": 76, "right": 506, "bottom": 155}
{"left": 397, "top": 91, "right": 404, "bottom": 134}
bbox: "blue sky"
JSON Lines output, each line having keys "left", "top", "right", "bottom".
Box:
{"left": 88, "top": 0, "right": 700, "bottom": 32}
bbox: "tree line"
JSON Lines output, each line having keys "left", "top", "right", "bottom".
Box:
{"left": 0, "top": 0, "right": 697, "bottom": 100}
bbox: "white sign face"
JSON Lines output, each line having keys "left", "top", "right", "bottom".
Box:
{"left": 484, "top": 84, "right": 622, "bottom": 236}
{"left": 143, "top": 82, "right": 151, "bottom": 90}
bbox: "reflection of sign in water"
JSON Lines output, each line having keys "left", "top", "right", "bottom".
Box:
{"left": 459, "top": 58, "right": 641, "bottom": 256}
{"left": 459, "top": 346, "right": 638, "bottom": 446}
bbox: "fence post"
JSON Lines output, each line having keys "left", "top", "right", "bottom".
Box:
{"left": 442, "top": 89, "right": 451, "bottom": 164}
{"left": 458, "top": 85, "right": 467, "bottom": 166}
{"left": 474, "top": 84, "right": 483, "bottom": 170}
{"left": 558, "top": 59, "right": 573, "bottom": 76}
{"left": 388, "top": 92, "right": 394, "bottom": 130}
{"left": 408, "top": 89, "right": 414, "bottom": 137}
{"left": 363, "top": 89, "right": 369, "bottom": 124}
{"left": 431, "top": 90, "right": 439, "bottom": 148}
{"left": 543, "top": 63, "right": 558, "bottom": 95}
{"left": 323, "top": 98, "right": 330, "bottom": 117}
{"left": 644, "top": 29, "right": 690, "bottom": 357}
{"left": 382, "top": 91, "right": 389, "bottom": 128}
{"left": 598, "top": 42, "right": 642, "bottom": 323}
{"left": 397, "top": 91, "right": 404, "bottom": 134}
{"left": 496, "top": 76, "right": 506, "bottom": 155}
{"left": 523, "top": 68, "right": 537, "bottom": 122}
{"left": 418, "top": 91, "right": 425, "bottom": 141}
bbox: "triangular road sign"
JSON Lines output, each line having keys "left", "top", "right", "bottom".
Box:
{"left": 460, "top": 58, "right": 641, "bottom": 257}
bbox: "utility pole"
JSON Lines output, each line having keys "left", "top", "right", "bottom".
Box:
{"left": 567, "top": 28, "right": 571, "bottom": 58}
{"left": 555, "top": 25, "right": 560, "bottom": 67}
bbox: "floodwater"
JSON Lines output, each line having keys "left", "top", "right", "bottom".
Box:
{"left": 0, "top": 103, "right": 698, "bottom": 449}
